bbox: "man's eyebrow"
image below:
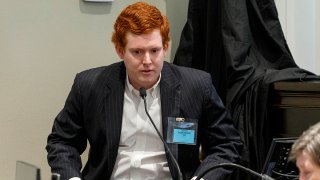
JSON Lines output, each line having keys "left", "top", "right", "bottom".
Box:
{"left": 128, "top": 46, "right": 161, "bottom": 51}
{"left": 128, "top": 48, "right": 143, "bottom": 51}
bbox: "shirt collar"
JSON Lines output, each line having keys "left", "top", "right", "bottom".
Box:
{"left": 126, "top": 73, "right": 161, "bottom": 98}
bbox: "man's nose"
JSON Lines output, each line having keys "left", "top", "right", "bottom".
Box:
{"left": 142, "top": 53, "right": 152, "bottom": 64}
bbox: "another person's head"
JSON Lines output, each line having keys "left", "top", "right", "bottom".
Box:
{"left": 112, "top": 2, "right": 170, "bottom": 90}
{"left": 290, "top": 122, "right": 320, "bottom": 180}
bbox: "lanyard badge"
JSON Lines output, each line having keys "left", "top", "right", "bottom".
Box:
{"left": 166, "top": 117, "right": 198, "bottom": 145}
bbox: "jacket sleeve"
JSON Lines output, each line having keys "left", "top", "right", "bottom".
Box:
{"left": 194, "top": 74, "right": 243, "bottom": 180}
{"left": 46, "top": 74, "right": 87, "bottom": 180}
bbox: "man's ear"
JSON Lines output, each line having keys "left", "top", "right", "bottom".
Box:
{"left": 115, "top": 45, "right": 124, "bottom": 59}
{"left": 163, "top": 43, "right": 169, "bottom": 56}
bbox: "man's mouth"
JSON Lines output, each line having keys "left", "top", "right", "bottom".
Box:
{"left": 142, "top": 70, "right": 152, "bottom": 73}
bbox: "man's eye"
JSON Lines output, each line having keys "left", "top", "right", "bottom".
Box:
{"left": 151, "top": 49, "right": 160, "bottom": 53}
{"left": 134, "top": 50, "right": 142, "bottom": 54}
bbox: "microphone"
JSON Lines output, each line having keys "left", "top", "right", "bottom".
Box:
{"left": 139, "top": 87, "right": 183, "bottom": 180}
{"left": 194, "top": 163, "right": 275, "bottom": 180}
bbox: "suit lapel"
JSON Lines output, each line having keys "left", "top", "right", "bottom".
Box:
{"left": 160, "top": 62, "right": 181, "bottom": 178}
{"left": 100, "top": 62, "right": 126, "bottom": 177}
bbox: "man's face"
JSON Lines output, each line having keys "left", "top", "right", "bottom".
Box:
{"left": 116, "top": 29, "right": 167, "bottom": 90}
{"left": 296, "top": 151, "right": 320, "bottom": 180}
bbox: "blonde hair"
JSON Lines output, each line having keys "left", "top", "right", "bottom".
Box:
{"left": 290, "top": 122, "right": 320, "bottom": 165}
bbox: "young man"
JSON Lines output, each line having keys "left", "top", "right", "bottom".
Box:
{"left": 290, "top": 122, "right": 320, "bottom": 180}
{"left": 46, "top": 2, "right": 243, "bottom": 180}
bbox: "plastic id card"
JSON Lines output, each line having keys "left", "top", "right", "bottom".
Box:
{"left": 166, "top": 117, "right": 198, "bottom": 145}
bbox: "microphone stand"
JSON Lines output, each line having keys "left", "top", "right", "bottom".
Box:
{"left": 139, "top": 87, "right": 183, "bottom": 180}
{"left": 194, "top": 162, "right": 275, "bottom": 180}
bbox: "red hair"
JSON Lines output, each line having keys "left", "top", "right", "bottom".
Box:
{"left": 112, "top": 2, "right": 170, "bottom": 50}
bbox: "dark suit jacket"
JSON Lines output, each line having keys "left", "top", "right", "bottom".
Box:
{"left": 46, "top": 62, "right": 243, "bottom": 180}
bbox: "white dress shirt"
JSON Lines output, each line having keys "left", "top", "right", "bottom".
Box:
{"left": 110, "top": 74, "right": 171, "bottom": 180}
{"left": 69, "top": 75, "right": 171, "bottom": 180}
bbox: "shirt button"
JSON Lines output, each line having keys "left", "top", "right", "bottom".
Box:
{"left": 131, "top": 157, "right": 141, "bottom": 168}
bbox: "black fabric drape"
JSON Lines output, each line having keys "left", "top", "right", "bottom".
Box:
{"left": 174, "top": 0, "right": 319, "bottom": 177}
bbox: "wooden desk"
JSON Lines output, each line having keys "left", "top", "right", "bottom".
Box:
{"left": 269, "top": 81, "right": 320, "bottom": 137}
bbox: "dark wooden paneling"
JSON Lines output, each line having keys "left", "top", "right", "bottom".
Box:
{"left": 269, "top": 81, "right": 320, "bottom": 138}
